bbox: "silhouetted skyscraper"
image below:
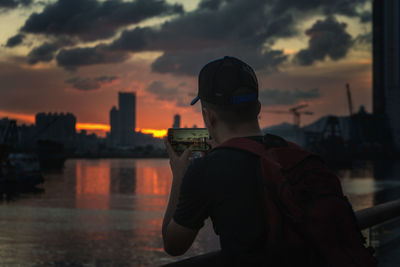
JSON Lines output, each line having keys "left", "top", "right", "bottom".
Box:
{"left": 373, "top": 0, "right": 400, "bottom": 150}
{"left": 173, "top": 114, "right": 181, "bottom": 128}
{"left": 118, "top": 92, "right": 136, "bottom": 145}
{"left": 109, "top": 106, "right": 119, "bottom": 146}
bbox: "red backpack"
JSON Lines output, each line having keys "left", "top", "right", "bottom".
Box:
{"left": 215, "top": 134, "right": 377, "bottom": 267}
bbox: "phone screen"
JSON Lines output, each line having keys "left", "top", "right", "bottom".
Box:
{"left": 168, "top": 128, "right": 211, "bottom": 152}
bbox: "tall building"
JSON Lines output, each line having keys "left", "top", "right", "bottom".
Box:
{"left": 373, "top": 0, "right": 400, "bottom": 150}
{"left": 109, "top": 106, "right": 119, "bottom": 146}
{"left": 118, "top": 92, "right": 136, "bottom": 145}
{"left": 172, "top": 114, "right": 181, "bottom": 128}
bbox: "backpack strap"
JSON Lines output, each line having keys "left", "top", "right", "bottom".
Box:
{"left": 214, "top": 136, "right": 286, "bottom": 192}
{"left": 214, "top": 137, "right": 291, "bottom": 187}
{"left": 214, "top": 136, "right": 289, "bottom": 247}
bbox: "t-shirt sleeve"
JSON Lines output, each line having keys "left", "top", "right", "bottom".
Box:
{"left": 173, "top": 158, "right": 211, "bottom": 230}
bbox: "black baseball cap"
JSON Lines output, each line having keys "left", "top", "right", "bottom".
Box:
{"left": 190, "top": 56, "right": 258, "bottom": 106}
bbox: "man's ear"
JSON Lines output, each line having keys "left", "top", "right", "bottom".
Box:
{"left": 203, "top": 107, "right": 217, "bottom": 127}
{"left": 256, "top": 100, "right": 261, "bottom": 115}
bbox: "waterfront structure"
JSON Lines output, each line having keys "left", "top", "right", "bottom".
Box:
{"left": 172, "top": 114, "right": 181, "bottom": 128}
{"left": 35, "top": 112, "right": 76, "bottom": 142}
{"left": 0, "top": 118, "right": 18, "bottom": 146}
{"left": 373, "top": 0, "right": 400, "bottom": 150}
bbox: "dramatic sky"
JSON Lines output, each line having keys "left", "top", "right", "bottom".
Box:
{"left": 0, "top": 0, "right": 372, "bottom": 136}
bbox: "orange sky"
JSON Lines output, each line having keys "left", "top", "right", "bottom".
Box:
{"left": 0, "top": 53, "right": 372, "bottom": 138}
{"left": 0, "top": 1, "right": 373, "bottom": 137}
{"left": 0, "top": 57, "right": 372, "bottom": 138}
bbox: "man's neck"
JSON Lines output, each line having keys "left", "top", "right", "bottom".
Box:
{"left": 215, "top": 122, "right": 263, "bottom": 144}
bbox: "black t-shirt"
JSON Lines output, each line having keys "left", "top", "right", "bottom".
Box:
{"left": 173, "top": 136, "right": 268, "bottom": 265}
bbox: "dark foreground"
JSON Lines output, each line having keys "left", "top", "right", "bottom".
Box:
{"left": 0, "top": 159, "right": 399, "bottom": 266}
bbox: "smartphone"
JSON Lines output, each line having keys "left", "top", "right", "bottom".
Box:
{"left": 168, "top": 128, "right": 211, "bottom": 152}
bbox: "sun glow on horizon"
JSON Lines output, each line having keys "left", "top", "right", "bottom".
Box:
{"left": 0, "top": 111, "right": 168, "bottom": 138}
{"left": 76, "top": 123, "right": 167, "bottom": 138}
{"left": 76, "top": 123, "right": 110, "bottom": 131}
{"left": 139, "top": 128, "right": 167, "bottom": 138}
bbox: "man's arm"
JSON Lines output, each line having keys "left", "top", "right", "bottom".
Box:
{"left": 162, "top": 138, "right": 199, "bottom": 256}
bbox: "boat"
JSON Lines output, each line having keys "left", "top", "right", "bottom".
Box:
{"left": 6, "top": 152, "right": 43, "bottom": 189}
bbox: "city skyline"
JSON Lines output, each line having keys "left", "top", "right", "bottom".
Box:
{"left": 0, "top": 1, "right": 373, "bottom": 137}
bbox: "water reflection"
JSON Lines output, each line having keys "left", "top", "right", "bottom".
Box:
{"left": 110, "top": 161, "right": 136, "bottom": 195}
{"left": 76, "top": 160, "right": 111, "bottom": 210}
{"left": 0, "top": 159, "right": 399, "bottom": 266}
{"left": 135, "top": 160, "right": 171, "bottom": 196}
{"left": 372, "top": 160, "right": 400, "bottom": 207}
{"left": 337, "top": 160, "right": 400, "bottom": 211}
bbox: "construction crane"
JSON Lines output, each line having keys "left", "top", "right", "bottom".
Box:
{"left": 346, "top": 83, "right": 354, "bottom": 116}
{"left": 263, "top": 104, "right": 314, "bottom": 128}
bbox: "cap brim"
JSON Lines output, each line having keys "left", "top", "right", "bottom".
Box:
{"left": 190, "top": 96, "right": 200, "bottom": 105}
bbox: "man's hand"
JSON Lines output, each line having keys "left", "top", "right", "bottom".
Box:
{"left": 207, "top": 138, "right": 219, "bottom": 149}
{"left": 162, "top": 137, "right": 198, "bottom": 256}
{"left": 164, "top": 137, "right": 192, "bottom": 180}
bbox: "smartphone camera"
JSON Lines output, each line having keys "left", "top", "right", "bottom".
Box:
{"left": 167, "top": 128, "right": 211, "bottom": 152}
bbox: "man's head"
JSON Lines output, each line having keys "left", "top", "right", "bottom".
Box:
{"left": 191, "top": 56, "right": 261, "bottom": 140}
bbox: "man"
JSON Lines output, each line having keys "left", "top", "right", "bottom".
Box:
{"left": 162, "top": 56, "right": 275, "bottom": 266}
{"left": 162, "top": 56, "right": 378, "bottom": 267}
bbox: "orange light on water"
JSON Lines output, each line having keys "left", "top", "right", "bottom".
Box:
{"left": 75, "top": 161, "right": 110, "bottom": 210}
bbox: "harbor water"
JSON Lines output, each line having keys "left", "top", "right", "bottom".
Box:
{"left": 0, "top": 159, "right": 399, "bottom": 266}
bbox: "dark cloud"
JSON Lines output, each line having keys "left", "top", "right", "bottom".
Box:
{"left": 65, "top": 77, "right": 99, "bottom": 91}
{"left": 354, "top": 31, "right": 372, "bottom": 50}
{"left": 359, "top": 11, "right": 372, "bottom": 23}
{"left": 0, "top": 0, "right": 32, "bottom": 9}
{"left": 198, "top": 0, "right": 223, "bottom": 10}
{"left": 55, "top": 0, "right": 292, "bottom": 74}
{"left": 151, "top": 48, "right": 287, "bottom": 76}
{"left": 147, "top": 81, "right": 179, "bottom": 102}
{"left": 146, "top": 81, "right": 188, "bottom": 106}
{"left": 56, "top": 45, "right": 129, "bottom": 70}
{"left": 150, "top": 51, "right": 211, "bottom": 76}
{"left": 109, "top": 27, "right": 153, "bottom": 51}
{"left": 95, "top": 75, "right": 118, "bottom": 83}
{"left": 27, "top": 42, "right": 59, "bottom": 64}
{"left": 152, "top": 0, "right": 296, "bottom": 47}
{"left": 20, "top": 0, "right": 183, "bottom": 41}
{"left": 19, "top": 0, "right": 182, "bottom": 65}
{"left": 65, "top": 75, "right": 118, "bottom": 91}
{"left": 272, "top": 0, "right": 369, "bottom": 17}
{"left": 26, "top": 37, "right": 76, "bottom": 65}
{"left": 12, "top": 0, "right": 369, "bottom": 74}
{"left": 294, "top": 16, "right": 353, "bottom": 66}
{"left": 5, "top": 34, "right": 25, "bottom": 47}
{"left": 260, "top": 88, "right": 321, "bottom": 106}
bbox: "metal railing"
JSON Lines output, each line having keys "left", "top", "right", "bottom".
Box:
{"left": 356, "top": 199, "right": 400, "bottom": 230}
{"left": 358, "top": 199, "right": 400, "bottom": 260}
{"left": 160, "top": 199, "right": 400, "bottom": 266}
